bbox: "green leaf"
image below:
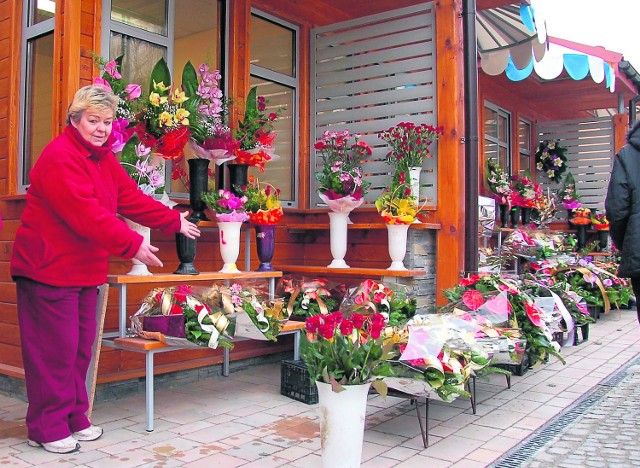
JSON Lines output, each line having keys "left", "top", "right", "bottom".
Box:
{"left": 181, "top": 61, "right": 199, "bottom": 99}
{"left": 150, "top": 58, "right": 172, "bottom": 91}
{"left": 244, "top": 86, "right": 258, "bottom": 122}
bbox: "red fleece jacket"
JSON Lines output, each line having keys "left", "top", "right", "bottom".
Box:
{"left": 11, "top": 126, "right": 182, "bottom": 286}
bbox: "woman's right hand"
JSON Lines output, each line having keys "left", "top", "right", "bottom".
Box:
{"left": 133, "top": 241, "right": 163, "bottom": 267}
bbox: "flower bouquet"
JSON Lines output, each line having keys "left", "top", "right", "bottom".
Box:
{"left": 535, "top": 140, "right": 568, "bottom": 183}
{"left": 131, "top": 285, "right": 234, "bottom": 349}
{"left": 486, "top": 159, "right": 512, "bottom": 206}
{"left": 315, "top": 129, "right": 371, "bottom": 211}
{"left": 375, "top": 171, "right": 421, "bottom": 224}
{"left": 378, "top": 121, "right": 443, "bottom": 171}
{"left": 279, "top": 277, "right": 344, "bottom": 319}
{"left": 591, "top": 213, "right": 610, "bottom": 230}
{"left": 569, "top": 207, "right": 591, "bottom": 225}
{"left": 510, "top": 173, "right": 540, "bottom": 209}
{"left": 340, "top": 279, "right": 417, "bottom": 326}
{"left": 201, "top": 189, "right": 249, "bottom": 223}
{"left": 119, "top": 140, "right": 165, "bottom": 196}
{"left": 243, "top": 180, "right": 283, "bottom": 225}
{"left": 559, "top": 172, "right": 581, "bottom": 211}
{"left": 232, "top": 86, "right": 282, "bottom": 171}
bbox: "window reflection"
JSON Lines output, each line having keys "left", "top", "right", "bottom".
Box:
{"left": 111, "top": 0, "right": 167, "bottom": 35}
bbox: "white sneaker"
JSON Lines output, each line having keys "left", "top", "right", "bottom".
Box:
{"left": 72, "top": 425, "right": 103, "bottom": 441}
{"left": 28, "top": 436, "right": 80, "bottom": 454}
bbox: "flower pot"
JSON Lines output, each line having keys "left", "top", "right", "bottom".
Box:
{"left": 316, "top": 381, "right": 371, "bottom": 468}
{"left": 217, "top": 221, "right": 243, "bottom": 273}
{"left": 254, "top": 224, "right": 276, "bottom": 272}
{"left": 386, "top": 223, "right": 410, "bottom": 270}
{"left": 327, "top": 211, "right": 351, "bottom": 268}
{"left": 174, "top": 218, "right": 200, "bottom": 275}
{"left": 227, "top": 163, "right": 249, "bottom": 196}
{"left": 521, "top": 207, "right": 531, "bottom": 226}
{"left": 499, "top": 204, "right": 509, "bottom": 228}
{"left": 575, "top": 224, "right": 587, "bottom": 250}
{"left": 509, "top": 206, "right": 520, "bottom": 229}
{"left": 124, "top": 219, "right": 152, "bottom": 276}
{"left": 597, "top": 230, "right": 609, "bottom": 251}
{"left": 188, "top": 158, "right": 211, "bottom": 221}
{"left": 408, "top": 166, "right": 421, "bottom": 201}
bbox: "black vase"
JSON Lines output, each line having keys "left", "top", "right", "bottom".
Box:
{"left": 254, "top": 224, "right": 276, "bottom": 272}
{"left": 188, "top": 158, "right": 210, "bottom": 221}
{"left": 228, "top": 164, "right": 249, "bottom": 196}
{"left": 521, "top": 207, "right": 531, "bottom": 226}
{"left": 575, "top": 224, "right": 587, "bottom": 250}
{"left": 509, "top": 206, "right": 520, "bottom": 229}
{"left": 499, "top": 204, "right": 509, "bottom": 228}
{"left": 597, "top": 230, "right": 609, "bottom": 250}
{"left": 174, "top": 218, "right": 200, "bottom": 275}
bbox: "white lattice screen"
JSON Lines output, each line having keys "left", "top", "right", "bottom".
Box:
{"left": 310, "top": 3, "right": 438, "bottom": 208}
{"left": 537, "top": 116, "right": 614, "bottom": 214}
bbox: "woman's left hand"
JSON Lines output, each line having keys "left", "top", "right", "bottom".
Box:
{"left": 179, "top": 211, "right": 201, "bottom": 239}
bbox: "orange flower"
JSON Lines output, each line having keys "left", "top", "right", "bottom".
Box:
{"left": 247, "top": 208, "right": 283, "bottom": 225}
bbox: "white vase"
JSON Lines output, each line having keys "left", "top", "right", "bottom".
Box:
{"left": 218, "top": 221, "right": 242, "bottom": 273}
{"left": 124, "top": 219, "right": 153, "bottom": 276}
{"left": 409, "top": 166, "right": 422, "bottom": 202}
{"left": 327, "top": 211, "right": 350, "bottom": 268}
{"left": 386, "top": 223, "right": 410, "bottom": 270}
{"left": 316, "top": 381, "right": 371, "bottom": 468}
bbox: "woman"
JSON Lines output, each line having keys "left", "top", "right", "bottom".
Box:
{"left": 11, "top": 85, "right": 200, "bottom": 453}
{"left": 605, "top": 119, "right": 640, "bottom": 323}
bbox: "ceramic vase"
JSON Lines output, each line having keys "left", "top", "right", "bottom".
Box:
{"left": 575, "top": 224, "right": 587, "bottom": 250}
{"left": 408, "top": 166, "right": 421, "bottom": 202}
{"left": 499, "top": 204, "right": 509, "bottom": 228}
{"left": 327, "top": 211, "right": 350, "bottom": 268}
{"left": 174, "top": 218, "right": 200, "bottom": 275}
{"left": 254, "top": 224, "right": 276, "bottom": 272}
{"left": 217, "top": 221, "right": 243, "bottom": 273}
{"left": 188, "top": 158, "right": 210, "bottom": 221}
{"left": 386, "top": 223, "right": 410, "bottom": 270}
{"left": 227, "top": 163, "right": 249, "bottom": 196}
{"left": 316, "top": 381, "right": 371, "bottom": 468}
{"left": 124, "top": 219, "right": 152, "bottom": 276}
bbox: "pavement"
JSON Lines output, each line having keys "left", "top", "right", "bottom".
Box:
{"left": 1, "top": 308, "right": 639, "bottom": 468}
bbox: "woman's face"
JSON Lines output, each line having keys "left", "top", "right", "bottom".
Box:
{"left": 72, "top": 108, "right": 114, "bottom": 146}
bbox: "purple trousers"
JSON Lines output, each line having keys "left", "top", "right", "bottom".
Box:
{"left": 16, "top": 277, "right": 97, "bottom": 443}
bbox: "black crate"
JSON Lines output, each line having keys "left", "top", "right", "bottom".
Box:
{"left": 281, "top": 360, "right": 318, "bottom": 405}
{"left": 573, "top": 323, "right": 590, "bottom": 345}
{"left": 494, "top": 349, "right": 530, "bottom": 376}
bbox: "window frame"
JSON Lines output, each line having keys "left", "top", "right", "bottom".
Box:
{"left": 484, "top": 101, "right": 512, "bottom": 175}
{"left": 18, "top": 0, "right": 56, "bottom": 191}
{"left": 518, "top": 117, "right": 532, "bottom": 176}
{"left": 249, "top": 9, "right": 300, "bottom": 208}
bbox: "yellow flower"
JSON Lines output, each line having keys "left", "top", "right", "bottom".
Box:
{"left": 158, "top": 111, "right": 174, "bottom": 127}
{"left": 149, "top": 92, "right": 168, "bottom": 107}
{"left": 174, "top": 108, "right": 190, "bottom": 126}
{"left": 173, "top": 88, "right": 189, "bottom": 104}
{"left": 265, "top": 197, "right": 280, "bottom": 210}
{"left": 394, "top": 198, "right": 417, "bottom": 217}
{"left": 153, "top": 80, "right": 169, "bottom": 92}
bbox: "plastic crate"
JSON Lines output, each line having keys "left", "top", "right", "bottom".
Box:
{"left": 281, "top": 360, "right": 318, "bottom": 405}
{"left": 494, "top": 349, "right": 530, "bottom": 376}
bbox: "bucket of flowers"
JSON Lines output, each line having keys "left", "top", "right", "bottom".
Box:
{"left": 591, "top": 213, "right": 610, "bottom": 250}
{"left": 486, "top": 160, "right": 513, "bottom": 228}
{"left": 243, "top": 179, "right": 283, "bottom": 271}
{"left": 201, "top": 189, "right": 249, "bottom": 272}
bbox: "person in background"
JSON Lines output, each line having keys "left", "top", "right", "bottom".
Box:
{"left": 605, "top": 119, "right": 640, "bottom": 324}
{"left": 10, "top": 85, "right": 200, "bottom": 454}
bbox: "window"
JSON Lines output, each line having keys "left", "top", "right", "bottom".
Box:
{"left": 519, "top": 118, "right": 532, "bottom": 175}
{"left": 104, "top": 0, "right": 224, "bottom": 196}
{"left": 19, "top": 0, "right": 56, "bottom": 187}
{"left": 250, "top": 11, "right": 298, "bottom": 206}
{"left": 484, "top": 102, "right": 511, "bottom": 174}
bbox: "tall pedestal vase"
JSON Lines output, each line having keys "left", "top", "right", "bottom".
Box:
{"left": 386, "top": 223, "right": 410, "bottom": 270}
{"left": 227, "top": 164, "right": 249, "bottom": 196}
{"left": 575, "top": 224, "right": 587, "bottom": 250}
{"left": 174, "top": 218, "right": 200, "bottom": 275}
{"left": 124, "top": 219, "right": 152, "bottom": 276}
{"left": 327, "top": 211, "right": 351, "bottom": 268}
{"left": 217, "top": 221, "right": 243, "bottom": 273}
{"left": 597, "top": 230, "right": 609, "bottom": 251}
{"left": 510, "top": 207, "right": 520, "bottom": 229}
{"left": 254, "top": 224, "right": 276, "bottom": 272}
{"left": 188, "top": 158, "right": 210, "bottom": 221}
{"left": 521, "top": 207, "right": 532, "bottom": 226}
{"left": 408, "top": 166, "right": 422, "bottom": 201}
{"left": 316, "top": 381, "right": 371, "bottom": 468}
{"left": 499, "top": 204, "right": 509, "bottom": 228}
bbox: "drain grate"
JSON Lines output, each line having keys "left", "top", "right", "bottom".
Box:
{"left": 490, "top": 354, "right": 640, "bottom": 467}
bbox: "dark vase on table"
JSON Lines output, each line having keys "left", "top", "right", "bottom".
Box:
{"left": 509, "top": 206, "right": 520, "bottom": 229}
{"left": 227, "top": 163, "right": 249, "bottom": 196}
{"left": 254, "top": 224, "right": 277, "bottom": 272}
{"left": 575, "top": 224, "right": 587, "bottom": 250}
{"left": 499, "top": 204, "right": 509, "bottom": 228}
{"left": 597, "top": 229, "right": 609, "bottom": 250}
{"left": 521, "top": 207, "right": 531, "bottom": 226}
{"left": 174, "top": 218, "right": 200, "bottom": 275}
{"left": 188, "top": 158, "right": 210, "bottom": 221}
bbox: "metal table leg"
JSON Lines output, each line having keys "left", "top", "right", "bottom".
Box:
{"left": 223, "top": 347, "right": 230, "bottom": 377}
{"left": 146, "top": 350, "right": 155, "bottom": 432}
{"left": 293, "top": 330, "right": 301, "bottom": 360}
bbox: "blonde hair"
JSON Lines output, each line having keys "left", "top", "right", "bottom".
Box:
{"left": 67, "top": 84, "right": 119, "bottom": 124}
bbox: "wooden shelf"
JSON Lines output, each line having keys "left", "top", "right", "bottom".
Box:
{"left": 107, "top": 271, "right": 282, "bottom": 285}
{"left": 285, "top": 222, "right": 441, "bottom": 232}
{"left": 276, "top": 265, "right": 426, "bottom": 277}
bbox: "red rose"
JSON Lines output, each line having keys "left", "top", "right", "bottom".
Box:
{"left": 318, "top": 322, "right": 335, "bottom": 340}
{"left": 339, "top": 319, "right": 354, "bottom": 336}
{"left": 351, "top": 313, "right": 365, "bottom": 329}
